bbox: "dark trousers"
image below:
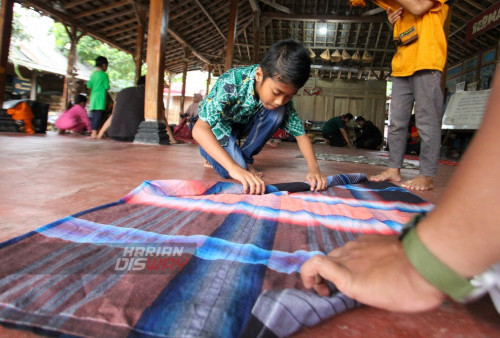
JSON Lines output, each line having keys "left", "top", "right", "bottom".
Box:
{"left": 356, "top": 138, "right": 382, "bottom": 150}
{"left": 323, "top": 132, "right": 346, "bottom": 147}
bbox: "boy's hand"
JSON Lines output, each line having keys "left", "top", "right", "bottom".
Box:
{"left": 305, "top": 169, "right": 328, "bottom": 191}
{"left": 229, "top": 166, "right": 266, "bottom": 195}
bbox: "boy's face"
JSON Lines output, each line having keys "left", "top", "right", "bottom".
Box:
{"left": 254, "top": 67, "right": 298, "bottom": 110}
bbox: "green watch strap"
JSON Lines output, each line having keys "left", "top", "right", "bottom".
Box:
{"left": 400, "top": 214, "right": 475, "bottom": 302}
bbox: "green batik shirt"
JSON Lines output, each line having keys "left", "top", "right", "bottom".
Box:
{"left": 198, "top": 64, "right": 305, "bottom": 147}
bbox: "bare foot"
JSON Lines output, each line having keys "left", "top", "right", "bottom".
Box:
{"left": 401, "top": 175, "right": 434, "bottom": 191}
{"left": 203, "top": 160, "right": 213, "bottom": 169}
{"left": 369, "top": 168, "right": 402, "bottom": 182}
{"left": 90, "top": 130, "right": 97, "bottom": 139}
{"left": 266, "top": 139, "right": 279, "bottom": 148}
{"left": 248, "top": 164, "right": 263, "bottom": 178}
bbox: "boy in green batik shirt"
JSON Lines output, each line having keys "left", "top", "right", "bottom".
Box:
{"left": 87, "top": 56, "right": 110, "bottom": 138}
{"left": 193, "top": 40, "right": 328, "bottom": 195}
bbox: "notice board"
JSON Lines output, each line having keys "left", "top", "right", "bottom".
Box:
{"left": 442, "top": 89, "right": 491, "bottom": 129}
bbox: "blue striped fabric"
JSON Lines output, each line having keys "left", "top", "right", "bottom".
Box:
{"left": 0, "top": 175, "right": 433, "bottom": 337}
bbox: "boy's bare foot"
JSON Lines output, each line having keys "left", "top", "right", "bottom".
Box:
{"left": 90, "top": 130, "right": 97, "bottom": 139}
{"left": 401, "top": 175, "right": 434, "bottom": 191}
{"left": 369, "top": 168, "right": 402, "bottom": 182}
{"left": 203, "top": 160, "right": 213, "bottom": 169}
{"left": 248, "top": 164, "right": 263, "bottom": 178}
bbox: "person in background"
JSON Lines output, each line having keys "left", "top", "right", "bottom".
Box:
{"left": 406, "top": 114, "right": 421, "bottom": 155}
{"left": 192, "top": 39, "right": 328, "bottom": 195}
{"left": 354, "top": 116, "right": 383, "bottom": 150}
{"left": 97, "top": 76, "right": 178, "bottom": 143}
{"left": 181, "top": 93, "right": 203, "bottom": 131}
{"left": 368, "top": 0, "right": 449, "bottom": 191}
{"left": 300, "top": 66, "right": 500, "bottom": 316}
{"left": 322, "top": 113, "right": 354, "bottom": 147}
{"left": 55, "top": 94, "right": 91, "bottom": 135}
{"left": 87, "top": 56, "right": 110, "bottom": 139}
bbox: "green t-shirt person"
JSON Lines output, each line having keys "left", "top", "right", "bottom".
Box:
{"left": 87, "top": 56, "right": 110, "bottom": 138}
{"left": 87, "top": 69, "right": 110, "bottom": 111}
{"left": 322, "top": 113, "right": 353, "bottom": 147}
{"left": 322, "top": 116, "right": 343, "bottom": 135}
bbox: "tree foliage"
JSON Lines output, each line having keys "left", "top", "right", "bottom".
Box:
{"left": 50, "top": 22, "right": 136, "bottom": 89}
{"left": 11, "top": 5, "right": 35, "bottom": 44}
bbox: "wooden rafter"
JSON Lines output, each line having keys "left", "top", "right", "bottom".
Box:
{"left": 260, "top": 0, "right": 293, "bottom": 14}
{"left": 73, "top": 0, "right": 130, "bottom": 19}
{"left": 193, "top": 0, "right": 226, "bottom": 40}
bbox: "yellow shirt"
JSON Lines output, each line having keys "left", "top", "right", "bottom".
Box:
{"left": 374, "top": 0, "right": 448, "bottom": 77}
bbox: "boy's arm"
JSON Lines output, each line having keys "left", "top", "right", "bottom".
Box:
{"left": 295, "top": 134, "right": 328, "bottom": 191}
{"left": 192, "top": 119, "right": 266, "bottom": 195}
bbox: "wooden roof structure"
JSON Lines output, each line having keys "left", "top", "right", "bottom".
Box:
{"left": 15, "top": 0, "right": 500, "bottom": 79}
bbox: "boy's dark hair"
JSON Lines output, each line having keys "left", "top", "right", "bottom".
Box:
{"left": 343, "top": 113, "right": 354, "bottom": 120}
{"left": 74, "top": 94, "right": 88, "bottom": 104}
{"left": 260, "top": 39, "right": 311, "bottom": 89}
{"left": 95, "top": 56, "right": 108, "bottom": 68}
{"left": 355, "top": 116, "right": 365, "bottom": 122}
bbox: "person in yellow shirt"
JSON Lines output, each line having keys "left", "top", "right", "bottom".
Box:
{"left": 368, "top": 0, "right": 449, "bottom": 191}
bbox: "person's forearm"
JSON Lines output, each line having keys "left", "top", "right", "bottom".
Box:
{"left": 296, "top": 134, "right": 320, "bottom": 171}
{"left": 340, "top": 129, "right": 351, "bottom": 146}
{"left": 192, "top": 119, "right": 241, "bottom": 173}
{"left": 417, "top": 68, "right": 500, "bottom": 278}
{"left": 394, "top": 0, "right": 435, "bottom": 16}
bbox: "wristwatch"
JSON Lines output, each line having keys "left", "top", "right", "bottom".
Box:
{"left": 399, "top": 213, "right": 475, "bottom": 302}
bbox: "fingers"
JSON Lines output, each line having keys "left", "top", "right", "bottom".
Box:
{"left": 307, "top": 174, "right": 328, "bottom": 191}
{"left": 241, "top": 172, "right": 265, "bottom": 195}
{"left": 300, "top": 255, "right": 350, "bottom": 296}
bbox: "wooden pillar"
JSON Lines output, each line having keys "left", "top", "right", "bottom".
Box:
{"left": 180, "top": 53, "right": 188, "bottom": 115}
{"left": 165, "top": 72, "right": 172, "bottom": 121}
{"left": 253, "top": 12, "right": 260, "bottom": 63}
{"left": 0, "top": 0, "right": 14, "bottom": 107}
{"left": 206, "top": 65, "right": 212, "bottom": 95}
{"left": 62, "top": 25, "right": 82, "bottom": 109}
{"left": 134, "top": 23, "right": 145, "bottom": 84}
{"left": 224, "top": 0, "right": 238, "bottom": 72}
{"left": 134, "top": 0, "right": 170, "bottom": 145}
{"left": 30, "top": 72, "right": 38, "bottom": 101}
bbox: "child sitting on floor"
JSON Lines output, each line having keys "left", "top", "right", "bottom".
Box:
{"left": 192, "top": 39, "right": 327, "bottom": 195}
{"left": 55, "top": 94, "right": 91, "bottom": 135}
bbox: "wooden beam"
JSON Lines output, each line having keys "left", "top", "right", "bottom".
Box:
{"left": 260, "top": 0, "right": 293, "bottom": 14}
{"left": 64, "top": 0, "right": 93, "bottom": 10}
{"left": 87, "top": 9, "right": 135, "bottom": 26}
{"left": 248, "top": 0, "right": 260, "bottom": 13}
{"left": 134, "top": 22, "right": 145, "bottom": 84}
{"left": 238, "top": 43, "right": 395, "bottom": 54}
{"left": 206, "top": 65, "right": 212, "bottom": 95}
{"left": 261, "top": 12, "right": 386, "bottom": 23}
{"left": 167, "top": 29, "right": 211, "bottom": 64}
{"left": 0, "top": 0, "right": 14, "bottom": 108}
{"left": 253, "top": 12, "right": 261, "bottom": 63}
{"left": 193, "top": 0, "right": 226, "bottom": 40}
{"left": 74, "top": 0, "right": 131, "bottom": 19}
{"left": 225, "top": 0, "right": 238, "bottom": 72}
{"left": 362, "top": 7, "right": 385, "bottom": 16}
{"left": 180, "top": 49, "right": 188, "bottom": 114}
{"left": 101, "top": 18, "right": 137, "bottom": 32}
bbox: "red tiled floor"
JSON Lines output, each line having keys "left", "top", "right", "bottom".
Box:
{"left": 0, "top": 132, "right": 498, "bottom": 336}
